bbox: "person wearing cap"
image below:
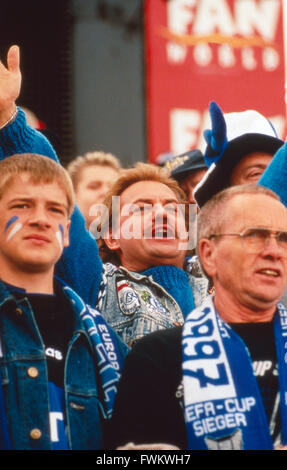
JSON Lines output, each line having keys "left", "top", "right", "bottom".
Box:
{"left": 194, "top": 101, "right": 283, "bottom": 208}
{"left": 165, "top": 150, "right": 207, "bottom": 205}
{"left": 165, "top": 151, "right": 209, "bottom": 283}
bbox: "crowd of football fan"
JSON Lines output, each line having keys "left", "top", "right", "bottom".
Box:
{"left": 0, "top": 45, "right": 286, "bottom": 451}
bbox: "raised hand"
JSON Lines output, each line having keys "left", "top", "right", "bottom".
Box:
{"left": 204, "top": 101, "right": 228, "bottom": 166}
{"left": 0, "top": 45, "right": 21, "bottom": 124}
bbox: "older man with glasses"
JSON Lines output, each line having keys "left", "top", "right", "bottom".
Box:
{"left": 107, "top": 184, "right": 287, "bottom": 450}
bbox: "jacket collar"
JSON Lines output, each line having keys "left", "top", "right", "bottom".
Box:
{"left": 0, "top": 277, "right": 85, "bottom": 334}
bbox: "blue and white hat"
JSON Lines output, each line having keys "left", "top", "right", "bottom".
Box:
{"left": 194, "top": 102, "right": 283, "bottom": 208}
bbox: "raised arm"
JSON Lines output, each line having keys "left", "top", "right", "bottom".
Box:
{"left": 0, "top": 46, "right": 58, "bottom": 161}
{"left": 0, "top": 45, "right": 21, "bottom": 126}
{"left": 0, "top": 46, "right": 103, "bottom": 306}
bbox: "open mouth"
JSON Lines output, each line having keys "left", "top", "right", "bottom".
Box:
{"left": 257, "top": 268, "right": 280, "bottom": 278}
{"left": 152, "top": 226, "right": 175, "bottom": 239}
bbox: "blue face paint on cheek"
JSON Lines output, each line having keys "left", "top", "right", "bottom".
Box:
{"left": 59, "top": 224, "right": 64, "bottom": 239}
{"left": 4, "top": 216, "right": 19, "bottom": 233}
{"left": 56, "top": 224, "right": 65, "bottom": 249}
{"left": 4, "top": 216, "right": 23, "bottom": 242}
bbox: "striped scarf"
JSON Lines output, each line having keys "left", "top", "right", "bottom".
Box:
{"left": 63, "top": 286, "right": 124, "bottom": 419}
{"left": 183, "top": 296, "right": 287, "bottom": 450}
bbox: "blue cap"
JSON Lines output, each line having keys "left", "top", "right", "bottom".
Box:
{"left": 165, "top": 149, "right": 207, "bottom": 181}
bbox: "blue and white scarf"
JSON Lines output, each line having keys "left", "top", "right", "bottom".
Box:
{"left": 182, "top": 296, "right": 287, "bottom": 450}
{"left": 63, "top": 286, "right": 124, "bottom": 419}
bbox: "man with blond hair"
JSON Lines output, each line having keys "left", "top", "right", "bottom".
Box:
{"left": 0, "top": 45, "right": 208, "bottom": 346}
{"left": 0, "top": 153, "right": 127, "bottom": 450}
{"left": 67, "top": 151, "right": 121, "bottom": 228}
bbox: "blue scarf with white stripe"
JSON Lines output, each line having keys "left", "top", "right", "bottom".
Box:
{"left": 182, "top": 296, "right": 287, "bottom": 450}
{"left": 63, "top": 286, "right": 124, "bottom": 419}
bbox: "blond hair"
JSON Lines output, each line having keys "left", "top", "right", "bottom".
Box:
{"left": 0, "top": 154, "right": 75, "bottom": 216}
{"left": 97, "top": 162, "right": 187, "bottom": 264}
{"left": 67, "top": 151, "right": 121, "bottom": 190}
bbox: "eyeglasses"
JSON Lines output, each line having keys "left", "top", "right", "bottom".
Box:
{"left": 209, "top": 227, "right": 287, "bottom": 255}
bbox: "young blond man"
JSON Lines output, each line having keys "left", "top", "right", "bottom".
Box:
{"left": 0, "top": 154, "right": 127, "bottom": 450}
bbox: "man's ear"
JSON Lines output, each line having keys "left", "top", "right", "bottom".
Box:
{"left": 104, "top": 229, "right": 121, "bottom": 252}
{"left": 198, "top": 238, "right": 217, "bottom": 278}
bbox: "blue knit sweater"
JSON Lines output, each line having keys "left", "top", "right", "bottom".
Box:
{"left": 258, "top": 139, "right": 287, "bottom": 207}
{"left": 0, "top": 108, "right": 103, "bottom": 307}
{"left": 142, "top": 265, "right": 194, "bottom": 319}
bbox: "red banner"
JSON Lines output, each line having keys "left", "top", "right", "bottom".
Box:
{"left": 144, "top": 0, "right": 287, "bottom": 163}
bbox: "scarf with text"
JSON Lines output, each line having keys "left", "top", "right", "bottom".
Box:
{"left": 182, "top": 296, "right": 287, "bottom": 450}
{"left": 63, "top": 286, "right": 124, "bottom": 419}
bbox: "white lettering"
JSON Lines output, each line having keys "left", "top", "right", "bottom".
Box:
{"left": 262, "top": 47, "right": 279, "bottom": 71}
{"left": 183, "top": 300, "right": 236, "bottom": 405}
{"left": 225, "top": 397, "right": 256, "bottom": 413}
{"left": 120, "top": 204, "right": 142, "bottom": 240}
{"left": 168, "top": 0, "right": 281, "bottom": 39}
{"left": 194, "top": 0, "right": 235, "bottom": 35}
{"left": 170, "top": 109, "right": 201, "bottom": 155}
{"left": 261, "top": 361, "right": 272, "bottom": 376}
{"left": 166, "top": 0, "right": 281, "bottom": 71}
{"left": 218, "top": 44, "right": 236, "bottom": 68}
{"left": 89, "top": 203, "right": 109, "bottom": 239}
{"left": 253, "top": 361, "right": 273, "bottom": 376}
{"left": 193, "top": 43, "right": 212, "bottom": 66}
{"left": 242, "top": 47, "right": 257, "bottom": 70}
{"left": 204, "top": 401, "right": 216, "bottom": 417}
{"left": 166, "top": 42, "right": 187, "bottom": 63}
{"left": 167, "top": 0, "right": 195, "bottom": 61}
{"left": 45, "top": 347, "right": 63, "bottom": 361}
{"left": 99, "top": 324, "right": 108, "bottom": 333}
{"left": 235, "top": 0, "right": 281, "bottom": 41}
{"left": 49, "top": 412, "right": 64, "bottom": 442}
{"left": 105, "top": 342, "right": 115, "bottom": 352}
{"left": 193, "top": 412, "right": 247, "bottom": 437}
{"left": 167, "top": 0, "right": 196, "bottom": 34}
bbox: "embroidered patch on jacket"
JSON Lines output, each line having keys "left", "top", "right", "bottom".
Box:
{"left": 141, "top": 290, "right": 169, "bottom": 316}
{"left": 117, "top": 280, "right": 140, "bottom": 315}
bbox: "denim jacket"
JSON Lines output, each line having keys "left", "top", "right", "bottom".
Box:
{"left": 98, "top": 261, "right": 209, "bottom": 347}
{"left": 0, "top": 280, "right": 126, "bottom": 450}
